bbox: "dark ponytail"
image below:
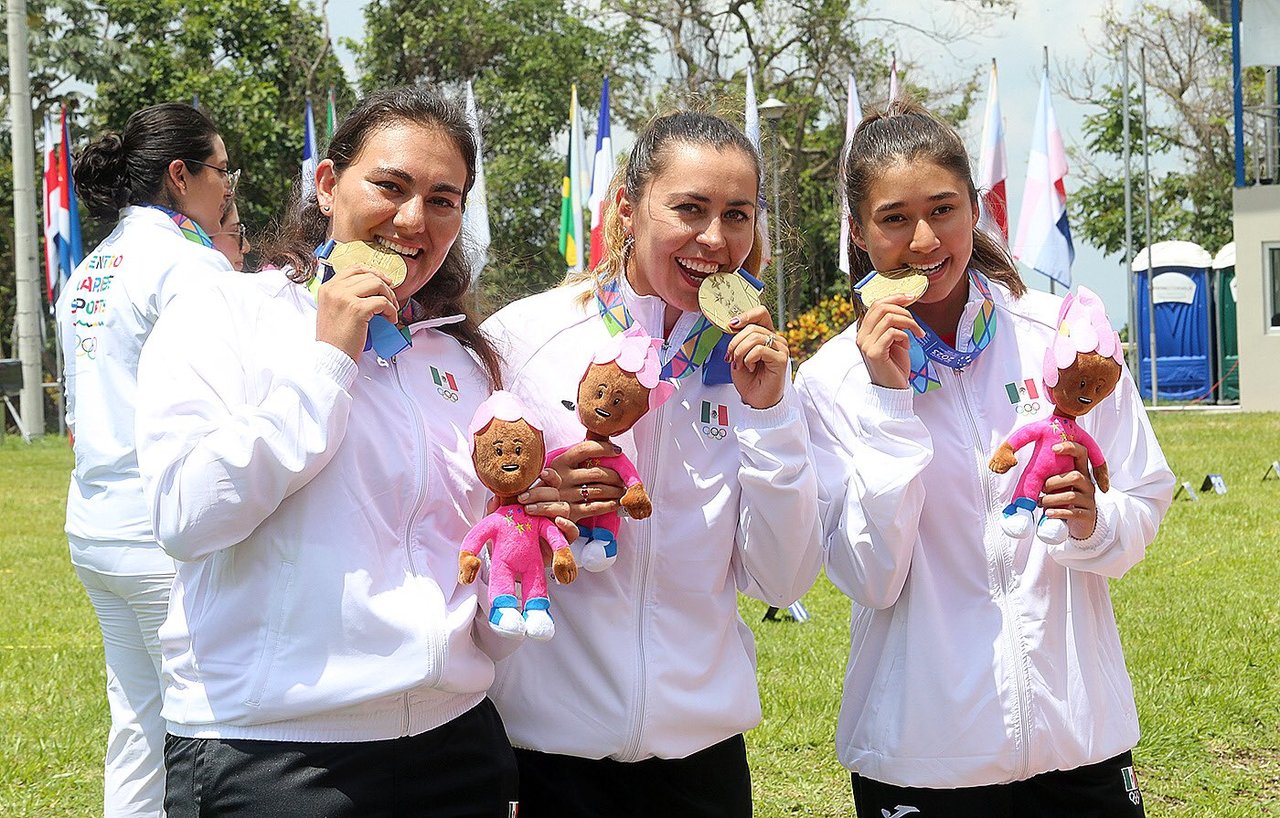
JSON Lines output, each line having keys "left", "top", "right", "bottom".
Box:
{"left": 74, "top": 103, "right": 220, "bottom": 221}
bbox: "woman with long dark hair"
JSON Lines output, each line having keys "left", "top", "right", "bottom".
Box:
{"left": 57, "top": 101, "right": 234, "bottom": 818}
{"left": 134, "top": 86, "right": 560, "bottom": 817}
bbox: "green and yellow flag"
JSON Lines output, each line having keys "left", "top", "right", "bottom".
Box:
{"left": 559, "top": 84, "right": 586, "bottom": 272}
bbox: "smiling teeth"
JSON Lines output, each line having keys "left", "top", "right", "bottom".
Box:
{"left": 908, "top": 260, "right": 944, "bottom": 274}
{"left": 678, "top": 257, "right": 720, "bottom": 275}
{"left": 375, "top": 236, "right": 418, "bottom": 256}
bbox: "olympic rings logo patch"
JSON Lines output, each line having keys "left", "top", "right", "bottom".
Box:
{"left": 437, "top": 386, "right": 459, "bottom": 402}
{"left": 702, "top": 424, "right": 727, "bottom": 440}
{"left": 1014, "top": 401, "right": 1041, "bottom": 415}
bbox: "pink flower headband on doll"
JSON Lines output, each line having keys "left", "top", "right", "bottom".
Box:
{"left": 1043, "top": 286, "right": 1124, "bottom": 403}
{"left": 468, "top": 390, "right": 543, "bottom": 450}
{"left": 592, "top": 325, "right": 676, "bottom": 410}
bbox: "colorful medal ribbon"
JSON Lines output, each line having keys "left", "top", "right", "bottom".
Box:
{"left": 906, "top": 270, "right": 997, "bottom": 394}
{"left": 148, "top": 205, "right": 214, "bottom": 249}
{"left": 313, "top": 239, "right": 412, "bottom": 360}
{"left": 596, "top": 277, "right": 727, "bottom": 383}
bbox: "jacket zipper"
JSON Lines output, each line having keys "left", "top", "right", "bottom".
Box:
{"left": 952, "top": 366, "right": 1032, "bottom": 779}
{"left": 391, "top": 353, "right": 437, "bottom": 733}
{"left": 618, "top": 399, "right": 666, "bottom": 761}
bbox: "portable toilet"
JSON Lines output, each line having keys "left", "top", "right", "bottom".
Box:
{"left": 1212, "top": 242, "right": 1239, "bottom": 403}
{"left": 1131, "top": 240, "right": 1214, "bottom": 401}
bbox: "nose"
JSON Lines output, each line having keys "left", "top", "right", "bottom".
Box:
{"left": 910, "top": 219, "right": 940, "bottom": 254}
{"left": 697, "top": 218, "right": 727, "bottom": 250}
{"left": 394, "top": 196, "right": 426, "bottom": 234}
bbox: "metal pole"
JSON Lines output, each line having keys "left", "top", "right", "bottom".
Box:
{"left": 1231, "top": 0, "right": 1246, "bottom": 187}
{"left": 1140, "top": 46, "right": 1158, "bottom": 406}
{"left": 8, "top": 0, "right": 45, "bottom": 437}
{"left": 769, "top": 118, "right": 785, "bottom": 329}
{"left": 1122, "top": 38, "right": 1137, "bottom": 376}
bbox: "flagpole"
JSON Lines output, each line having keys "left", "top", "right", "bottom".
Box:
{"left": 8, "top": 0, "right": 45, "bottom": 437}
{"left": 1122, "top": 37, "right": 1137, "bottom": 377}
{"left": 1043, "top": 46, "right": 1054, "bottom": 296}
{"left": 1139, "top": 46, "right": 1158, "bottom": 406}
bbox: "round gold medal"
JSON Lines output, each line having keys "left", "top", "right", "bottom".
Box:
{"left": 698, "top": 271, "right": 761, "bottom": 332}
{"left": 326, "top": 240, "right": 409, "bottom": 287}
{"left": 854, "top": 269, "right": 928, "bottom": 308}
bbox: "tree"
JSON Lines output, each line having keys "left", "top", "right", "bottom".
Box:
{"left": 1068, "top": 2, "right": 1248, "bottom": 257}
{"left": 359, "top": 0, "right": 649, "bottom": 307}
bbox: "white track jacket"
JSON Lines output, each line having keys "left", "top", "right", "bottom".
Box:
{"left": 795, "top": 281, "right": 1175, "bottom": 788}
{"left": 481, "top": 280, "right": 822, "bottom": 761}
{"left": 136, "top": 269, "right": 502, "bottom": 741}
{"left": 58, "top": 206, "right": 231, "bottom": 552}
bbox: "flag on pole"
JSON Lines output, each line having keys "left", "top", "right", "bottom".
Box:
{"left": 838, "top": 72, "right": 864, "bottom": 275}
{"left": 888, "top": 53, "right": 900, "bottom": 105}
{"left": 977, "top": 59, "right": 1009, "bottom": 243}
{"left": 42, "top": 116, "right": 60, "bottom": 307}
{"left": 587, "top": 76, "right": 615, "bottom": 271}
{"left": 301, "top": 97, "right": 318, "bottom": 201}
{"left": 462, "top": 81, "right": 491, "bottom": 284}
{"left": 1013, "top": 67, "right": 1075, "bottom": 289}
{"left": 744, "top": 64, "right": 771, "bottom": 267}
{"left": 58, "top": 107, "right": 83, "bottom": 278}
{"left": 326, "top": 88, "right": 338, "bottom": 140}
{"left": 559, "top": 84, "right": 587, "bottom": 271}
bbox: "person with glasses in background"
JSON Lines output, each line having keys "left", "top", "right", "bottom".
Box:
{"left": 211, "top": 197, "right": 251, "bottom": 271}
{"left": 56, "top": 102, "right": 234, "bottom": 818}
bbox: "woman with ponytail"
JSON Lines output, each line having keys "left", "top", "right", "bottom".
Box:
{"left": 133, "top": 85, "right": 569, "bottom": 817}
{"left": 796, "top": 99, "right": 1174, "bottom": 816}
{"left": 56, "top": 101, "right": 235, "bottom": 818}
{"left": 481, "top": 110, "right": 821, "bottom": 816}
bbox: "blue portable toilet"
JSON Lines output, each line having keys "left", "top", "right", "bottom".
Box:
{"left": 1131, "top": 241, "right": 1213, "bottom": 401}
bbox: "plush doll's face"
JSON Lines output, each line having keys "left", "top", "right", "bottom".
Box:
{"left": 1051, "top": 352, "right": 1122, "bottom": 418}
{"left": 472, "top": 418, "right": 546, "bottom": 497}
{"left": 577, "top": 362, "right": 652, "bottom": 438}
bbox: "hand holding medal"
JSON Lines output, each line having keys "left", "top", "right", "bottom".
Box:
{"left": 314, "top": 239, "right": 406, "bottom": 362}
{"left": 699, "top": 269, "right": 789, "bottom": 410}
{"left": 854, "top": 268, "right": 928, "bottom": 391}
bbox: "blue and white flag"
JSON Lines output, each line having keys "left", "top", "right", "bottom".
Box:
{"left": 1013, "top": 67, "right": 1074, "bottom": 289}
{"left": 301, "top": 97, "right": 318, "bottom": 202}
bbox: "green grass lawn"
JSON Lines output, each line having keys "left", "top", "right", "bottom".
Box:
{"left": 2, "top": 412, "right": 1278, "bottom": 816}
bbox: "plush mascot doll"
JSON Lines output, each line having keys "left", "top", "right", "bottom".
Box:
{"left": 460, "top": 391, "right": 578, "bottom": 640}
{"left": 989, "top": 287, "right": 1124, "bottom": 545}
{"left": 549, "top": 325, "right": 675, "bottom": 572}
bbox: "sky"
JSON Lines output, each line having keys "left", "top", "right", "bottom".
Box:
{"left": 328, "top": 0, "right": 1207, "bottom": 331}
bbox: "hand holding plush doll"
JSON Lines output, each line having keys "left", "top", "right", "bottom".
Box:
{"left": 549, "top": 325, "right": 675, "bottom": 573}
{"left": 989, "top": 287, "right": 1123, "bottom": 545}
{"left": 460, "top": 392, "right": 577, "bottom": 641}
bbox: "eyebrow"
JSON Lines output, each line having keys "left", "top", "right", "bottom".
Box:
{"left": 874, "top": 191, "right": 961, "bottom": 213}
{"left": 371, "top": 165, "right": 463, "bottom": 195}
{"left": 668, "top": 192, "right": 757, "bottom": 208}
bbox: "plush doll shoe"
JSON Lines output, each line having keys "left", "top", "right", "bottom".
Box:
{"left": 1036, "top": 515, "right": 1069, "bottom": 545}
{"left": 580, "top": 529, "right": 618, "bottom": 573}
{"left": 1000, "top": 499, "right": 1037, "bottom": 539}
{"left": 489, "top": 595, "right": 527, "bottom": 638}
{"left": 523, "top": 597, "right": 555, "bottom": 641}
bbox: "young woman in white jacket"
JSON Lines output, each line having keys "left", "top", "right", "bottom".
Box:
{"left": 57, "top": 102, "right": 234, "bottom": 818}
{"left": 795, "top": 100, "right": 1175, "bottom": 816}
{"left": 482, "top": 111, "right": 823, "bottom": 817}
{"left": 135, "top": 87, "right": 564, "bottom": 818}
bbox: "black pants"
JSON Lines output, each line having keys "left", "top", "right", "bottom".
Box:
{"left": 852, "top": 750, "right": 1147, "bottom": 818}
{"left": 164, "top": 698, "right": 518, "bottom": 818}
{"left": 513, "top": 734, "right": 752, "bottom": 818}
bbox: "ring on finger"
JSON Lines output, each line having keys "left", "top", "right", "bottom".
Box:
{"left": 580, "top": 485, "right": 590, "bottom": 501}
{"left": 765, "top": 334, "right": 777, "bottom": 350}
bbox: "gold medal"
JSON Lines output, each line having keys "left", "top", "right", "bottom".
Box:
{"left": 854, "top": 267, "right": 928, "bottom": 308}
{"left": 326, "top": 240, "right": 408, "bottom": 287}
{"left": 698, "top": 271, "right": 761, "bottom": 332}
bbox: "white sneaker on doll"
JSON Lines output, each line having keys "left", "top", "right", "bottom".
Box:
{"left": 523, "top": 598, "right": 555, "bottom": 641}
{"left": 1037, "top": 515, "right": 1069, "bottom": 545}
{"left": 489, "top": 606, "right": 526, "bottom": 639}
{"left": 1000, "top": 506, "right": 1035, "bottom": 539}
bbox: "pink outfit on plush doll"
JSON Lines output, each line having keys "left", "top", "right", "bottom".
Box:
{"left": 461, "top": 505, "right": 567, "bottom": 617}
{"left": 993, "top": 287, "right": 1125, "bottom": 545}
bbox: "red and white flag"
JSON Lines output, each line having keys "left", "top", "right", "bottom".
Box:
{"left": 42, "top": 116, "right": 60, "bottom": 306}
{"left": 977, "top": 59, "right": 1009, "bottom": 244}
{"left": 838, "top": 72, "right": 864, "bottom": 275}
{"left": 1013, "top": 67, "right": 1074, "bottom": 288}
{"left": 588, "top": 76, "right": 614, "bottom": 271}
{"left": 888, "top": 53, "right": 900, "bottom": 106}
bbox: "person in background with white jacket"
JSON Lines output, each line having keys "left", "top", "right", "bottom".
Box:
{"left": 795, "top": 100, "right": 1175, "bottom": 817}
{"left": 483, "top": 110, "right": 823, "bottom": 817}
{"left": 210, "top": 196, "right": 250, "bottom": 271}
{"left": 135, "top": 86, "right": 565, "bottom": 818}
{"left": 57, "top": 102, "right": 234, "bottom": 818}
